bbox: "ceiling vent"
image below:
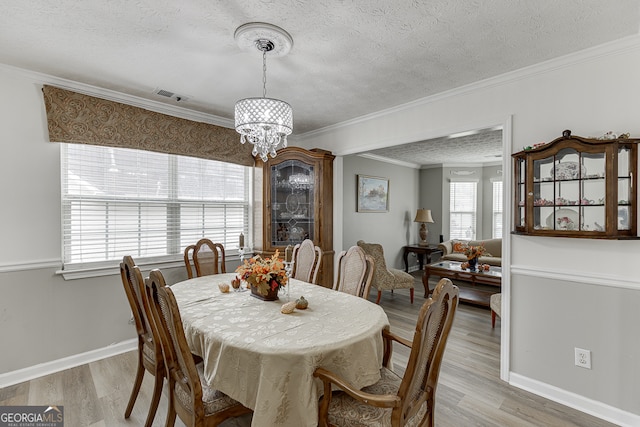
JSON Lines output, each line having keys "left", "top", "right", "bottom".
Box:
{"left": 153, "top": 88, "right": 189, "bottom": 102}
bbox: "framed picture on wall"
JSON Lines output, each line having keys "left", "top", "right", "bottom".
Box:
{"left": 357, "top": 175, "right": 389, "bottom": 212}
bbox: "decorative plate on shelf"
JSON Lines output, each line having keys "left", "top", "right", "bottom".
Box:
{"left": 285, "top": 193, "right": 300, "bottom": 213}
{"left": 545, "top": 208, "right": 579, "bottom": 230}
{"left": 550, "top": 162, "right": 586, "bottom": 180}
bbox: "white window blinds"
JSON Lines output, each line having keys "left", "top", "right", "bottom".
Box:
{"left": 61, "top": 143, "right": 250, "bottom": 269}
{"left": 492, "top": 180, "right": 503, "bottom": 238}
{"left": 449, "top": 181, "right": 477, "bottom": 240}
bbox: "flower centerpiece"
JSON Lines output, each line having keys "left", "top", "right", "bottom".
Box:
{"left": 463, "top": 244, "right": 486, "bottom": 270}
{"left": 464, "top": 244, "right": 486, "bottom": 260}
{"left": 235, "top": 250, "right": 288, "bottom": 301}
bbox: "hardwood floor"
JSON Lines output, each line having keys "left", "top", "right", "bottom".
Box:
{"left": 0, "top": 272, "right": 615, "bottom": 427}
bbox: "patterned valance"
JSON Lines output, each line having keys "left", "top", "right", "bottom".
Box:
{"left": 42, "top": 85, "right": 255, "bottom": 167}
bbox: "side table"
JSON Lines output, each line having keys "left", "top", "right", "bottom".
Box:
{"left": 402, "top": 244, "right": 443, "bottom": 273}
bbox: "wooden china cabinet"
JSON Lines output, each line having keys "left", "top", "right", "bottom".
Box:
{"left": 512, "top": 131, "right": 639, "bottom": 239}
{"left": 254, "top": 147, "right": 335, "bottom": 287}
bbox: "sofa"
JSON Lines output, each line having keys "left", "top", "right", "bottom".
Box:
{"left": 437, "top": 238, "right": 502, "bottom": 267}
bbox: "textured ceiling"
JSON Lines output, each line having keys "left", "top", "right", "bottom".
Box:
{"left": 365, "top": 128, "right": 503, "bottom": 167}
{"left": 1, "top": 1, "right": 638, "bottom": 164}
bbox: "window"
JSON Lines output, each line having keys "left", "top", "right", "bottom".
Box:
{"left": 61, "top": 144, "right": 250, "bottom": 269}
{"left": 449, "top": 181, "right": 477, "bottom": 239}
{"left": 492, "top": 180, "right": 503, "bottom": 238}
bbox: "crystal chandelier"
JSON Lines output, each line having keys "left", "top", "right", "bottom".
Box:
{"left": 234, "top": 23, "right": 293, "bottom": 162}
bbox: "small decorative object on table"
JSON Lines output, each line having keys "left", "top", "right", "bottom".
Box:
{"left": 463, "top": 244, "right": 486, "bottom": 271}
{"left": 231, "top": 277, "right": 242, "bottom": 292}
{"left": 235, "top": 250, "right": 288, "bottom": 301}
{"left": 295, "top": 296, "right": 308, "bottom": 310}
{"left": 280, "top": 301, "right": 296, "bottom": 314}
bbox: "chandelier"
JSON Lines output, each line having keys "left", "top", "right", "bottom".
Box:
{"left": 234, "top": 23, "right": 293, "bottom": 162}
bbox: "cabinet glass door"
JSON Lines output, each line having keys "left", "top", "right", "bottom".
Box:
{"left": 618, "top": 145, "right": 632, "bottom": 230}
{"left": 515, "top": 157, "right": 526, "bottom": 228}
{"left": 579, "top": 151, "right": 606, "bottom": 232}
{"left": 270, "top": 160, "right": 315, "bottom": 246}
{"left": 533, "top": 155, "right": 555, "bottom": 230}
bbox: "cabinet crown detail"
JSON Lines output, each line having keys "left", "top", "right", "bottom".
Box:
{"left": 512, "top": 133, "right": 639, "bottom": 239}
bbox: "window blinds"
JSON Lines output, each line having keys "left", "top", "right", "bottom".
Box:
{"left": 61, "top": 144, "right": 249, "bottom": 268}
{"left": 492, "top": 181, "right": 503, "bottom": 238}
{"left": 449, "top": 181, "right": 477, "bottom": 240}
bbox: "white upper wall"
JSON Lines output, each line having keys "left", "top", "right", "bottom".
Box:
{"left": 299, "top": 35, "right": 640, "bottom": 280}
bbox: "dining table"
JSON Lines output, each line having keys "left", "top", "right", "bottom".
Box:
{"left": 170, "top": 273, "right": 390, "bottom": 427}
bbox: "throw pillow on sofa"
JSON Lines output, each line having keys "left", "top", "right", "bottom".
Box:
{"left": 452, "top": 240, "right": 468, "bottom": 253}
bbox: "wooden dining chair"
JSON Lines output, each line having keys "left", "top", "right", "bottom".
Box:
{"left": 183, "top": 244, "right": 196, "bottom": 279}
{"left": 119, "top": 256, "right": 164, "bottom": 427}
{"left": 334, "top": 245, "right": 375, "bottom": 300}
{"left": 146, "top": 269, "right": 252, "bottom": 426}
{"left": 292, "top": 239, "right": 322, "bottom": 284}
{"left": 193, "top": 238, "right": 226, "bottom": 276}
{"left": 314, "top": 278, "right": 459, "bottom": 427}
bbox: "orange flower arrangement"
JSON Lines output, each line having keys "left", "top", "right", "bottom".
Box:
{"left": 235, "top": 250, "right": 288, "bottom": 296}
{"left": 463, "top": 244, "right": 486, "bottom": 260}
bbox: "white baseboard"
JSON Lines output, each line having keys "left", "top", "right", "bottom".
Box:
{"left": 0, "top": 339, "right": 137, "bottom": 388}
{"left": 510, "top": 372, "right": 640, "bottom": 427}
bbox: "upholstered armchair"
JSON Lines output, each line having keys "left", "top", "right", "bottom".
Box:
{"left": 357, "top": 240, "right": 414, "bottom": 304}
{"left": 490, "top": 293, "right": 502, "bottom": 328}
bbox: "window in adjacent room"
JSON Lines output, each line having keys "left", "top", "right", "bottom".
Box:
{"left": 492, "top": 180, "right": 503, "bottom": 238}
{"left": 449, "top": 181, "right": 477, "bottom": 240}
{"left": 61, "top": 143, "right": 250, "bottom": 269}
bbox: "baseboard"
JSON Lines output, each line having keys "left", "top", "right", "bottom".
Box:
{"left": 0, "top": 339, "right": 137, "bottom": 388}
{"left": 510, "top": 372, "right": 640, "bottom": 427}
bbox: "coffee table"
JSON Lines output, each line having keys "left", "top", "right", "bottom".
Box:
{"left": 423, "top": 261, "right": 501, "bottom": 306}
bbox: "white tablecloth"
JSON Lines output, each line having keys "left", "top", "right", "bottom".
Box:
{"left": 171, "top": 273, "right": 389, "bottom": 427}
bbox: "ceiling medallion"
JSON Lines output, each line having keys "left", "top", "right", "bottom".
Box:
{"left": 234, "top": 23, "right": 293, "bottom": 162}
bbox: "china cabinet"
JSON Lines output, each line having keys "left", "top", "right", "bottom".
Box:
{"left": 513, "top": 131, "right": 639, "bottom": 239}
{"left": 254, "top": 147, "right": 335, "bottom": 287}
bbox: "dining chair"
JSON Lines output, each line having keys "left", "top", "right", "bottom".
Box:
{"left": 146, "top": 269, "right": 253, "bottom": 426}
{"left": 292, "top": 239, "right": 322, "bottom": 284}
{"left": 193, "top": 238, "right": 226, "bottom": 276}
{"left": 183, "top": 244, "right": 196, "bottom": 279}
{"left": 119, "top": 256, "right": 164, "bottom": 427}
{"left": 357, "top": 240, "right": 415, "bottom": 304}
{"left": 333, "top": 245, "right": 374, "bottom": 300}
{"left": 314, "top": 278, "right": 459, "bottom": 427}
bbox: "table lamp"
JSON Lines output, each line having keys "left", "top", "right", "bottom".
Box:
{"left": 414, "top": 208, "right": 434, "bottom": 246}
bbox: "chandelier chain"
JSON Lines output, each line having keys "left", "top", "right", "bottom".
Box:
{"left": 262, "top": 49, "right": 267, "bottom": 98}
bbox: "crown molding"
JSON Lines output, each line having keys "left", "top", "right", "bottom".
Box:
{"left": 0, "top": 63, "right": 235, "bottom": 128}
{"left": 357, "top": 153, "right": 421, "bottom": 169}
{"left": 298, "top": 34, "right": 640, "bottom": 142}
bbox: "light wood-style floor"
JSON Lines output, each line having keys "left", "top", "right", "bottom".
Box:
{"left": 0, "top": 273, "right": 615, "bottom": 427}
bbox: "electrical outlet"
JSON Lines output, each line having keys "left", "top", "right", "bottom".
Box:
{"left": 574, "top": 347, "right": 592, "bottom": 369}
